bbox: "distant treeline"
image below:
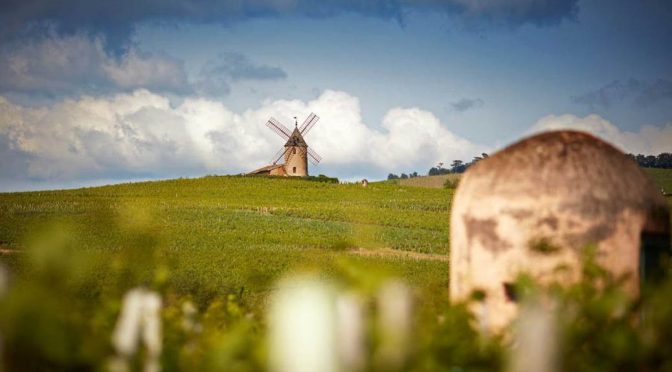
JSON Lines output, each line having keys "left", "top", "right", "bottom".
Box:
{"left": 387, "top": 172, "right": 420, "bottom": 180}
{"left": 429, "top": 153, "right": 490, "bottom": 175}
{"left": 627, "top": 153, "right": 672, "bottom": 168}
{"left": 387, "top": 153, "right": 490, "bottom": 180}
{"left": 387, "top": 152, "right": 672, "bottom": 180}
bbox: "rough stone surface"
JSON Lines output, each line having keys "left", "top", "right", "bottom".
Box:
{"left": 450, "top": 130, "right": 670, "bottom": 332}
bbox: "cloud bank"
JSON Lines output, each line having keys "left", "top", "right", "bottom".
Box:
{"left": 0, "top": 90, "right": 487, "bottom": 190}
{"left": 530, "top": 113, "right": 672, "bottom": 155}
{"left": 2, "top": 88, "right": 669, "bottom": 191}
{"left": 195, "top": 52, "right": 287, "bottom": 97}
{"left": 0, "top": 33, "right": 287, "bottom": 98}
{"left": 1, "top": 0, "right": 580, "bottom": 50}
{"left": 0, "top": 33, "right": 189, "bottom": 96}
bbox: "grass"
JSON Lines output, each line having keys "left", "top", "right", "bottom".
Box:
{"left": 1, "top": 168, "right": 669, "bottom": 306}
{"left": 645, "top": 168, "right": 672, "bottom": 193}
{"left": 0, "top": 175, "right": 453, "bottom": 310}
{"left": 0, "top": 169, "right": 671, "bottom": 370}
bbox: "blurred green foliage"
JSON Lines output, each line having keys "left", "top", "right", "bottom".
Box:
{"left": 0, "top": 173, "right": 670, "bottom": 370}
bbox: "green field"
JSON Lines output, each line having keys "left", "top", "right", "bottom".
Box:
{"left": 646, "top": 168, "right": 672, "bottom": 193}
{"left": 0, "top": 176, "right": 455, "bottom": 311}
{"left": 1, "top": 170, "right": 671, "bottom": 370}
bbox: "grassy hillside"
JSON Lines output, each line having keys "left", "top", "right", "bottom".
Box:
{"left": 1, "top": 170, "right": 671, "bottom": 370}
{"left": 646, "top": 168, "right": 672, "bottom": 192}
{"left": 0, "top": 176, "right": 453, "bottom": 309}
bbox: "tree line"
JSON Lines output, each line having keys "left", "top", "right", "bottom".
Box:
{"left": 387, "top": 152, "right": 671, "bottom": 180}
{"left": 387, "top": 171, "right": 420, "bottom": 180}
{"left": 627, "top": 153, "right": 672, "bottom": 168}
{"left": 387, "top": 153, "right": 490, "bottom": 180}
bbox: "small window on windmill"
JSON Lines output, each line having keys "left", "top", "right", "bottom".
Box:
{"left": 293, "top": 167, "right": 296, "bottom": 173}
{"left": 292, "top": 148, "right": 296, "bottom": 154}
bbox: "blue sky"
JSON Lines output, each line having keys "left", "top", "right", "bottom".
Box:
{"left": 0, "top": 0, "right": 671, "bottom": 190}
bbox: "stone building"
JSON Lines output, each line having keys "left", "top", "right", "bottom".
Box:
{"left": 449, "top": 130, "right": 670, "bottom": 332}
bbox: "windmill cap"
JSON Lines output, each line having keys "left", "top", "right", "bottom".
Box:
{"left": 285, "top": 127, "right": 308, "bottom": 147}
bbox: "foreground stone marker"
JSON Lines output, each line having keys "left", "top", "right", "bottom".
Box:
{"left": 450, "top": 130, "right": 670, "bottom": 332}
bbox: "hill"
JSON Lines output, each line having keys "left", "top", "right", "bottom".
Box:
{"left": 1, "top": 170, "right": 671, "bottom": 369}
{"left": 0, "top": 175, "right": 453, "bottom": 308}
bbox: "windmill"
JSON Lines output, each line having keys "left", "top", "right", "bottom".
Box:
{"left": 248, "top": 113, "right": 322, "bottom": 177}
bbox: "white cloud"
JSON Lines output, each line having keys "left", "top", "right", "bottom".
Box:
{"left": 0, "top": 89, "right": 485, "bottom": 187}
{"left": 3, "top": 90, "right": 670, "bottom": 191}
{"left": 370, "top": 108, "right": 486, "bottom": 168}
{"left": 530, "top": 113, "right": 672, "bottom": 155}
{"left": 0, "top": 33, "right": 189, "bottom": 95}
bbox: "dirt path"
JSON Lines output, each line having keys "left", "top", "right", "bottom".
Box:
{"left": 349, "top": 247, "right": 449, "bottom": 262}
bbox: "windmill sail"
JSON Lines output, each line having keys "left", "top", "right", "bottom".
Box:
{"left": 266, "top": 117, "right": 292, "bottom": 139}
{"left": 299, "top": 113, "right": 319, "bottom": 135}
{"left": 270, "top": 147, "right": 289, "bottom": 164}
{"left": 307, "top": 147, "right": 322, "bottom": 165}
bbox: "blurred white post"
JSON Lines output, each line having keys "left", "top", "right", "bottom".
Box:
{"left": 336, "top": 293, "right": 366, "bottom": 371}
{"left": 142, "top": 292, "right": 162, "bottom": 372}
{"left": 268, "top": 276, "right": 339, "bottom": 372}
{"left": 375, "top": 280, "right": 412, "bottom": 370}
{"left": 110, "top": 288, "right": 162, "bottom": 372}
{"left": 507, "top": 300, "right": 558, "bottom": 372}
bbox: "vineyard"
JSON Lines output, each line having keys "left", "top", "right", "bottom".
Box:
{"left": 0, "top": 170, "right": 671, "bottom": 370}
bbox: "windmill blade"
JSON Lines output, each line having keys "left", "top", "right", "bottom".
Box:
{"left": 271, "top": 147, "right": 289, "bottom": 164}
{"left": 266, "top": 117, "right": 292, "bottom": 139}
{"left": 299, "top": 113, "right": 320, "bottom": 135}
{"left": 308, "top": 147, "right": 322, "bottom": 165}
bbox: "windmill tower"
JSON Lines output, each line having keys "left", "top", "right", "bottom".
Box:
{"left": 249, "top": 113, "right": 322, "bottom": 177}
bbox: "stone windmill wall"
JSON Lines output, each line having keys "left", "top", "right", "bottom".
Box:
{"left": 283, "top": 127, "right": 310, "bottom": 177}
{"left": 284, "top": 146, "right": 308, "bottom": 176}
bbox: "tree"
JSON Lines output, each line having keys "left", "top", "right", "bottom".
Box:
{"left": 645, "top": 155, "right": 656, "bottom": 167}
{"left": 629, "top": 153, "right": 672, "bottom": 169}
{"left": 387, "top": 173, "right": 399, "bottom": 180}
{"left": 656, "top": 153, "right": 672, "bottom": 168}
{"left": 450, "top": 160, "right": 467, "bottom": 173}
